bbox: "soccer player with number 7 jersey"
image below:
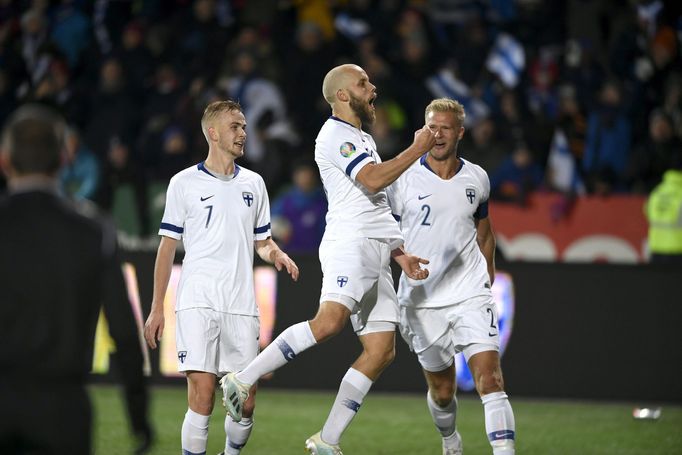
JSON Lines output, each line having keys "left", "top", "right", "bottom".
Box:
{"left": 143, "top": 100, "right": 299, "bottom": 455}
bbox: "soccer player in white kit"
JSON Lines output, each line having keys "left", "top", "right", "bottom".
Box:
{"left": 143, "top": 100, "right": 299, "bottom": 455}
{"left": 221, "top": 64, "right": 436, "bottom": 454}
{"left": 387, "top": 98, "right": 516, "bottom": 455}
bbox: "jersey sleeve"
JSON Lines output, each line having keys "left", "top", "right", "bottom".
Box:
{"left": 158, "top": 176, "right": 186, "bottom": 239}
{"left": 321, "top": 131, "right": 374, "bottom": 181}
{"left": 254, "top": 176, "right": 272, "bottom": 240}
{"left": 474, "top": 168, "right": 491, "bottom": 220}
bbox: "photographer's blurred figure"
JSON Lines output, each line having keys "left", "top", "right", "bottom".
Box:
{"left": 645, "top": 151, "right": 682, "bottom": 264}
{"left": 0, "top": 104, "right": 152, "bottom": 454}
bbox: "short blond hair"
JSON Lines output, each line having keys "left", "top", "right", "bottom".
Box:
{"left": 425, "top": 98, "right": 466, "bottom": 125}
{"left": 201, "top": 100, "right": 242, "bottom": 139}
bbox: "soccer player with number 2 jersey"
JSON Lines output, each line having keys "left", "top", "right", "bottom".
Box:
{"left": 388, "top": 98, "right": 516, "bottom": 455}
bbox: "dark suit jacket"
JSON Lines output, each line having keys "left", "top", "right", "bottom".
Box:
{"left": 0, "top": 185, "right": 149, "bottom": 447}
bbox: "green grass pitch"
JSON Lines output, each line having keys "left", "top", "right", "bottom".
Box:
{"left": 92, "top": 385, "right": 682, "bottom": 454}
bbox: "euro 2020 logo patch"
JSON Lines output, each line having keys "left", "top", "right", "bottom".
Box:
{"left": 339, "top": 142, "right": 356, "bottom": 158}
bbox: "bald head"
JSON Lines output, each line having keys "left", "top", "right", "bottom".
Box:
{"left": 322, "top": 64, "right": 364, "bottom": 106}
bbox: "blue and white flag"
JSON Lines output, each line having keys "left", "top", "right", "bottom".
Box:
{"left": 425, "top": 68, "right": 490, "bottom": 127}
{"left": 486, "top": 32, "right": 525, "bottom": 88}
{"left": 547, "top": 129, "right": 585, "bottom": 194}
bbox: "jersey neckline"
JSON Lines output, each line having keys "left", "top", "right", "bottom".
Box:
{"left": 330, "top": 115, "right": 362, "bottom": 131}
{"left": 420, "top": 153, "right": 465, "bottom": 181}
{"left": 197, "top": 161, "right": 241, "bottom": 180}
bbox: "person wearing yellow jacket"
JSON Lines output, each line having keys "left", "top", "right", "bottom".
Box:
{"left": 645, "top": 154, "right": 682, "bottom": 264}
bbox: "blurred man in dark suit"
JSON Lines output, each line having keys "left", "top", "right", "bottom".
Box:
{"left": 0, "top": 104, "right": 152, "bottom": 454}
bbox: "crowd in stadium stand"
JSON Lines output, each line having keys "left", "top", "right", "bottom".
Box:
{"left": 1, "top": 0, "right": 681, "bottom": 239}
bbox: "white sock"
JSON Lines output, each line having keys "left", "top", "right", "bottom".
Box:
{"left": 320, "top": 368, "right": 373, "bottom": 445}
{"left": 224, "top": 417, "right": 253, "bottom": 454}
{"left": 181, "top": 408, "right": 210, "bottom": 455}
{"left": 237, "top": 321, "right": 317, "bottom": 385}
{"left": 427, "top": 391, "right": 458, "bottom": 437}
{"left": 481, "top": 391, "right": 516, "bottom": 455}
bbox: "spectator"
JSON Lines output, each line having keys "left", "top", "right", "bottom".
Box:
{"left": 114, "top": 21, "right": 154, "bottom": 99}
{"left": 490, "top": 142, "right": 544, "bottom": 204}
{"left": 583, "top": 80, "right": 632, "bottom": 194}
{"left": 85, "top": 57, "right": 139, "bottom": 159}
{"left": 59, "top": 126, "right": 99, "bottom": 201}
{"left": 460, "top": 116, "right": 507, "bottom": 174}
{"left": 271, "top": 159, "right": 327, "bottom": 254}
{"left": 149, "top": 124, "right": 192, "bottom": 182}
{"left": 30, "top": 58, "right": 88, "bottom": 128}
{"left": 96, "top": 136, "right": 149, "bottom": 236}
{"left": 283, "top": 21, "right": 335, "bottom": 151}
{"left": 49, "top": 0, "right": 91, "bottom": 69}
{"left": 629, "top": 109, "right": 682, "bottom": 193}
{"left": 222, "top": 49, "right": 297, "bottom": 191}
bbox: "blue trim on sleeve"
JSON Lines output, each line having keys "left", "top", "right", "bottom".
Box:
{"left": 345, "top": 152, "right": 370, "bottom": 176}
{"left": 254, "top": 223, "right": 271, "bottom": 234}
{"left": 392, "top": 213, "right": 401, "bottom": 222}
{"left": 160, "top": 222, "right": 183, "bottom": 233}
{"left": 474, "top": 200, "right": 489, "bottom": 219}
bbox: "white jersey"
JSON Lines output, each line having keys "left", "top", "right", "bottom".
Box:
{"left": 159, "top": 162, "right": 271, "bottom": 316}
{"left": 315, "top": 116, "right": 403, "bottom": 243}
{"left": 388, "top": 156, "right": 492, "bottom": 308}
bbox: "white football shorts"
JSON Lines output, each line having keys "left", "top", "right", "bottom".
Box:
{"left": 319, "top": 237, "right": 399, "bottom": 335}
{"left": 399, "top": 294, "right": 500, "bottom": 372}
{"left": 175, "top": 308, "right": 259, "bottom": 375}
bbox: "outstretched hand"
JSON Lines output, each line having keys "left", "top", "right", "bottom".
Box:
{"left": 273, "top": 250, "right": 299, "bottom": 281}
{"left": 393, "top": 249, "right": 430, "bottom": 280}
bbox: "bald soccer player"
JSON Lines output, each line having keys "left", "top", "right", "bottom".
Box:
{"left": 221, "top": 64, "right": 436, "bottom": 454}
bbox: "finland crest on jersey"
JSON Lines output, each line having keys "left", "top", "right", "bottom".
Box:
{"left": 159, "top": 162, "right": 272, "bottom": 315}
{"left": 315, "top": 116, "right": 403, "bottom": 243}
{"left": 387, "top": 155, "right": 492, "bottom": 308}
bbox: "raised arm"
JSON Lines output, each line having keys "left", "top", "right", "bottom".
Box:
{"left": 355, "top": 126, "right": 436, "bottom": 193}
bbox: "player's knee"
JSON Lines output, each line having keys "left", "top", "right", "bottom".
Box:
{"left": 475, "top": 368, "right": 505, "bottom": 396}
{"left": 190, "top": 393, "right": 214, "bottom": 415}
{"left": 310, "top": 315, "right": 346, "bottom": 342}
{"left": 431, "top": 383, "right": 455, "bottom": 406}
{"left": 365, "top": 343, "right": 395, "bottom": 371}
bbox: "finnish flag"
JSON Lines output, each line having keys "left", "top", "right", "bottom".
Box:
{"left": 486, "top": 33, "right": 525, "bottom": 88}
{"left": 547, "top": 129, "right": 585, "bottom": 194}
{"left": 425, "top": 68, "right": 490, "bottom": 127}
